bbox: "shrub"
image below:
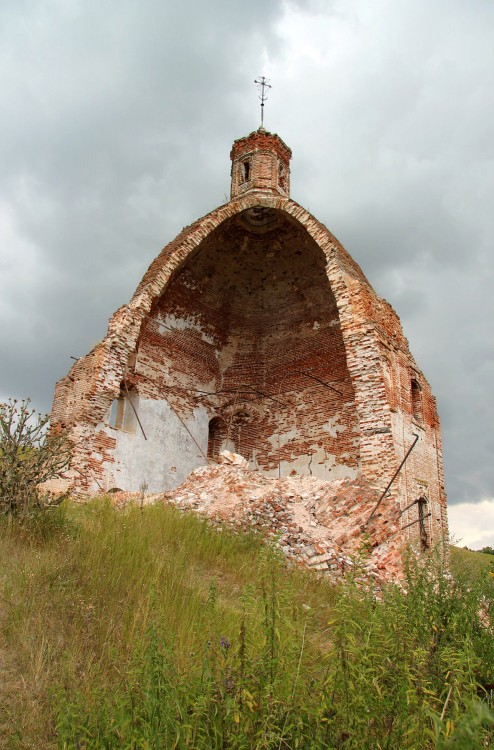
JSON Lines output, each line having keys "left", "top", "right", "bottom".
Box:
{"left": 0, "top": 397, "right": 71, "bottom": 518}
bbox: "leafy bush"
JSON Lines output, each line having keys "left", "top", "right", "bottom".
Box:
{"left": 0, "top": 397, "right": 71, "bottom": 517}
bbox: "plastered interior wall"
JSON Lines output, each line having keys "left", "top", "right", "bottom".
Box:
{"left": 119, "top": 208, "right": 359, "bottom": 491}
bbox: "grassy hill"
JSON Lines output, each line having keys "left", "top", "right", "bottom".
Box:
{"left": 1, "top": 500, "right": 493, "bottom": 749}
{"left": 450, "top": 545, "right": 494, "bottom": 583}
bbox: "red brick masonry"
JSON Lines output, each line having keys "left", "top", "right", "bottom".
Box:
{"left": 51, "top": 128, "right": 448, "bottom": 564}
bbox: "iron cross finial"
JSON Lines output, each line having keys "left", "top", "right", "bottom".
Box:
{"left": 254, "top": 76, "right": 272, "bottom": 127}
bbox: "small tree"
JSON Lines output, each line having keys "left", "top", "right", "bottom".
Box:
{"left": 0, "top": 398, "right": 72, "bottom": 517}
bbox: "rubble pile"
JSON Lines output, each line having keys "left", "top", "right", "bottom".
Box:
{"left": 160, "top": 452, "right": 406, "bottom": 584}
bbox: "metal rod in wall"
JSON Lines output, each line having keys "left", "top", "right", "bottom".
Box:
{"left": 365, "top": 433, "right": 419, "bottom": 526}
{"left": 122, "top": 377, "right": 147, "bottom": 441}
{"left": 401, "top": 512, "right": 431, "bottom": 532}
{"left": 397, "top": 497, "right": 419, "bottom": 518}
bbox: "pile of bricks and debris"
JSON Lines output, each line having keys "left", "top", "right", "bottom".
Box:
{"left": 157, "top": 451, "right": 405, "bottom": 585}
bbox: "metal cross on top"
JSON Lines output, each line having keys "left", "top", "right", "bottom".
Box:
{"left": 254, "top": 76, "right": 272, "bottom": 126}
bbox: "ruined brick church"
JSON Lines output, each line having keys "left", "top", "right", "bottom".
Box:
{"left": 52, "top": 126, "right": 448, "bottom": 560}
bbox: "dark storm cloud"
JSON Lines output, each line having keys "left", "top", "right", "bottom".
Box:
{"left": 0, "top": 0, "right": 492, "bottom": 521}
{"left": 262, "top": 0, "right": 494, "bottom": 511}
{"left": 0, "top": 0, "right": 286, "bottom": 403}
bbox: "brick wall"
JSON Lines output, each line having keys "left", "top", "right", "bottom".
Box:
{"left": 230, "top": 129, "right": 291, "bottom": 198}
{"left": 133, "top": 209, "right": 359, "bottom": 480}
{"left": 51, "top": 131, "right": 447, "bottom": 550}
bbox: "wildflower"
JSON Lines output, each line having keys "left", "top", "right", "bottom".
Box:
{"left": 220, "top": 636, "right": 231, "bottom": 650}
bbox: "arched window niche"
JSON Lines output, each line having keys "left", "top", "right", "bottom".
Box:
{"left": 411, "top": 378, "right": 423, "bottom": 424}
{"left": 207, "top": 410, "right": 255, "bottom": 463}
{"left": 207, "top": 416, "right": 228, "bottom": 461}
{"left": 278, "top": 160, "right": 287, "bottom": 191}
{"left": 417, "top": 496, "right": 430, "bottom": 550}
{"left": 239, "top": 159, "right": 251, "bottom": 185}
{"left": 108, "top": 385, "right": 139, "bottom": 434}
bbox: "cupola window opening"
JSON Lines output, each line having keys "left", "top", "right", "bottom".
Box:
{"left": 241, "top": 160, "right": 250, "bottom": 183}
{"left": 278, "top": 161, "right": 286, "bottom": 191}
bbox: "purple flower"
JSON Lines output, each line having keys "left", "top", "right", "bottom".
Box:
{"left": 220, "top": 636, "right": 231, "bottom": 650}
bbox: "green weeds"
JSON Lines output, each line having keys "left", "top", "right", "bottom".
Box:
{"left": 0, "top": 500, "right": 493, "bottom": 749}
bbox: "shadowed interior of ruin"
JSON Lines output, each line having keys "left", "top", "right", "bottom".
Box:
{"left": 133, "top": 207, "right": 360, "bottom": 478}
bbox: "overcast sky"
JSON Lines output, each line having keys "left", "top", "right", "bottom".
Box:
{"left": 0, "top": 0, "right": 492, "bottom": 546}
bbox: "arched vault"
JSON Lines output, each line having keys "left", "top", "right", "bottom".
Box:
{"left": 51, "top": 127, "right": 447, "bottom": 551}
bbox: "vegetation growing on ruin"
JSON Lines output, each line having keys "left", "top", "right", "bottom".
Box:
{"left": 0, "top": 500, "right": 493, "bottom": 749}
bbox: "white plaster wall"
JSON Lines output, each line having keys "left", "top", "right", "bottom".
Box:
{"left": 267, "top": 451, "right": 359, "bottom": 481}
{"left": 108, "top": 398, "right": 210, "bottom": 493}
{"left": 264, "top": 420, "right": 359, "bottom": 481}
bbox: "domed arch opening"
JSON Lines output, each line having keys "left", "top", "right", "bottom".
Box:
{"left": 132, "top": 206, "right": 360, "bottom": 483}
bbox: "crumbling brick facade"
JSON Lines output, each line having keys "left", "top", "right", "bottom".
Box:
{"left": 51, "top": 127, "right": 448, "bottom": 554}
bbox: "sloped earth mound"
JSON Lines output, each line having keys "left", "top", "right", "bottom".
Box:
{"left": 158, "top": 463, "right": 405, "bottom": 584}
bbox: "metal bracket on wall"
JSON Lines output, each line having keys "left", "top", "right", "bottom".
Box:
{"left": 398, "top": 497, "right": 420, "bottom": 517}
{"left": 397, "top": 495, "right": 430, "bottom": 548}
{"left": 401, "top": 511, "right": 431, "bottom": 533}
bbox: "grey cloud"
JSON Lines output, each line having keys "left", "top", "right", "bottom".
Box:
{"left": 0, "top": 0, "right": 287, "bottom": 408}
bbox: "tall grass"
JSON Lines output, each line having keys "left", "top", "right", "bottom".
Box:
{"left": 1, "top": 500, "right": 493, "bottom": 749}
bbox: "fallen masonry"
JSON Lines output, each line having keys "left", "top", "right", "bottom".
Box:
{"left": 111, "top": 453, "right": 409, "bottom": 584}
{"left": 164, "top": 463, "right": 407, "bottom": 582}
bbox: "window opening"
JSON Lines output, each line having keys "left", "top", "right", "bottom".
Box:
{"left": 108, "top": 396, "right": 125, "bottom": 429}
{"left": 278, "top": 161, "right": 286, "bottom": 190}
{"left": 411, "top": 378, "right": 423, "bottom": 423}
{"left": 241, "top": 160, "right": 250, "bottom": 183}
{"left": 417, "top": 496, "right": 430, "bottom": 549}
{"left": 108, "top": 387, "right": 139, "bottom": 434}
{"left": 208, "top": 417, "right": 227, "bottom": 461}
